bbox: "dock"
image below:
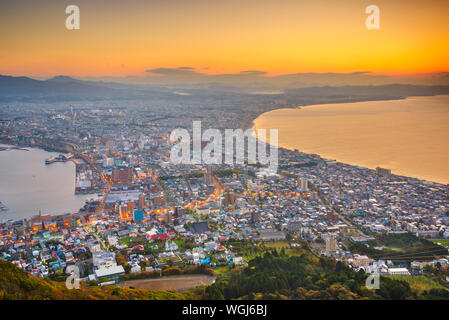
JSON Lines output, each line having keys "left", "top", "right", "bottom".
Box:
{"left": 45, "top": 153, "right": 74, "bottom": 165}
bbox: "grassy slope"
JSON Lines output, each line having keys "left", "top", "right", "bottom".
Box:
{"left": 385, "top": 275, "right": 448, "bottom": 294}
{"left": 0, "top": 260, "right": 195, "bottom": 300}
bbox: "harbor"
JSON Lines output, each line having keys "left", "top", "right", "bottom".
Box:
{"left": 45, "top": 153, "right": 74, "bottom": 165}
{"left": 0, "top": 145, "right": 92, "bottom": 220}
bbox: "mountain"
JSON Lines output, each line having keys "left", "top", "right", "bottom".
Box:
{"left": 1, "top": 74, "right": 449, "bottom": 104}
{"left": 0, "top": 75, "right": 175, "bottom": 102}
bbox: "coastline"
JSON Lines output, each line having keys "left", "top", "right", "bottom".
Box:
{"left": 252, "top": 95, "right": 449, "bottom": 186}
{"left": 0, "top": 136, "right": 78, "bottom": 154}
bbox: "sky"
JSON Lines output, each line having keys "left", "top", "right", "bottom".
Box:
{"left": 0, "top": 0, "right": 448, "bottom": 79}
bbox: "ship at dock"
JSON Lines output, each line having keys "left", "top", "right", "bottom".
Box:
{"left": 45, "top": 153, "right": 73, "bottom": 165}
{"left": 0, "top": 201, "right": 8, "bottom": 212}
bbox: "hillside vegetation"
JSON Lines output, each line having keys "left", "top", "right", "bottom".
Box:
{"left": 0, "top": 260, "right": 194, "bottom": 300}
{"left": 203, "top": 247, "right": 449, "bottom": 300}
{"left": 2, "top": 245, "right": 449, "bottom": 300}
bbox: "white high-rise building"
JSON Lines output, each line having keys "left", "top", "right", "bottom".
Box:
{"left": 325, "top": 235, "right": 337, "bottom": 253}
{"left": 299, "top": 178, "right": 309, "bottom": 192}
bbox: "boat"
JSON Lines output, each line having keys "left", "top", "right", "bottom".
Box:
{"left": 0, "top": 201, "right": 8, "bottom": 212}
{"left": 45, "top": 154, "right": 70, "bottom": 165}
{"left": 45, "top": 155, "right": 57, "bottom": 164}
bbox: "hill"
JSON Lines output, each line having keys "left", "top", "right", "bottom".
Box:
{"left": 203, "top": 247, "right": 449, "bottom": 300}
{"left": 2, "top": 246, "right": 449, "bottom": 300}
{"left": 0, "top": 75, "right": 174, "bottom": 102}
{"left": 0, "top": 260, "right": 193, "bottom": 300}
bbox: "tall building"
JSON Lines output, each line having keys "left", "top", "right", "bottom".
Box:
{"left": 250, "top": 210, "right": 259, "bottom": 225}
{"left": 327, "top": 210, "right": 339, "bottom": 223}
{"left": 161, "top": 212, "right": 173, "bottom": 224}
{"left": 119, "top": 204, "right": 128, "bottom": 220}
{"left": 299, "top": 178, "right": 309, "bottom": 192}
{"left": 224, "top": 192, "right": 236, "bottom": 206}
{"left": 111, "top": 167, "right": 133, "bottom": 184}
{"left": 103, "top": 157, "right": 115, "bottom": 167}
{"left": 133, "top": 210, "right": 144, "bottom": 223}
{"left": 376, "top": 167, "right": 391, "bottom": 176}
{"left": 138, "top": 194, "right": 146, "bottom": 209}
{"left": 325, "top": 235, "right": 337, "bottom": 253}
{"left": 126, "top": 201, "right": 135, "bottom": 213}
{"left": 153, "top": 194, "right": 164, "bottom": 206}
{"left": 174, "top": 206, "right": 185, "bottom": 218}
{"left": 204, "top": 165, "right": 213, "bottom": 184}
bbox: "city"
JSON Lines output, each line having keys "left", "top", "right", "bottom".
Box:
{"left": 1, "top": 101, "right": 449, "bottom": 298}
{"left": 2, "top": 0, "right": 449, "bottom": 309}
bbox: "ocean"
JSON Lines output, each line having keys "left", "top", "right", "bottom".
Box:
{"left": 253, "top": 95, "right": 449, "bottom": 184}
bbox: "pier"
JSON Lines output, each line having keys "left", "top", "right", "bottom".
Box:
{"left": 45, "top": 153, "right": 74, "bottom": 165}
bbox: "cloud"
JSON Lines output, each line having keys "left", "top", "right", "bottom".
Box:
{"left": 145, "top": 67, "right": 201, "bottom": 76}
{"left": 350, "top": 71, "right": 371, "bottom": 75}
{"left": 145, "top": 67, "right": 268, "bottom": 78}
{"left": 239, "top": 70, "right": 267, "bottom": 76}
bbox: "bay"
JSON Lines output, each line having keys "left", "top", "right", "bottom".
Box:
{"left": 253, "top": 95, "right": 449, "bottom": 184}
{"left": 0, "top": 144, "right": 92, "bottom": 221}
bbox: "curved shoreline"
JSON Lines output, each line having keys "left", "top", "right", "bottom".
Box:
{"left": 253, "top": 95, "right": 449, "bottom": 185}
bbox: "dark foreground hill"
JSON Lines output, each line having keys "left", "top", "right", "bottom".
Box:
{"left": 2, "top": 247, "right": 449, "bottom": 300}
{"left": 0, "top": 260, "right": 193, "bottom": 300}
{"left": 204, "top": 247, "right": 449, "bottom": 300}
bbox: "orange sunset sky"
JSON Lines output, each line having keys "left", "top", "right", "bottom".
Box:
{"left": 0, "top": 0, "right": 448, "bottom": 78}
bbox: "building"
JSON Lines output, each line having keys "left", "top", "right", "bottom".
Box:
{"left": 250, "top": 210, "right": 260, "bottom": 225}
{"left": 153, "top": 194, "right": 165, "bottom": 206}
{"left": 92, "top": 251, "right": 117, "bottom": 269}
{"left": 161, "top": 212, "right": 173, "bottom": 224}
{"left": 174, "top": 206, "right": 185, "bottom": 218}
{"left": 258, "top": 230, "right": 286, "bottom": 241}
{"left": 189, "top": 221, "right": 210, "bottom": 234}
{"left": 126, "top": 201, "right": 135, "bottom": 213}
{"left": 111, "top": 167, "right": 133, "bottom": 184}
{"left": 416, "top": 230, "right": 440, "bottom": 239}
{"left": 299, "top": 178, "right": 309, "bottom": 192}
{"left": 103, "top": 157, "right": 115, "bottom": 167}
{"left": 224, "top": 192, "right": 236, "bottom": 206}
{"left": 204, "top": 165, "right": 213, "bottom": 184}
{"left": 94, "top": 265, "right": 125, "bottom": 281}
{"left": 133, "top": 210, "right": 144, "bottom": 223}
{"left": 310, "top": 191, "right": 319, "bottom": 201}
{"left": 388, "top": 268, "right": 411, "bottom": 276}
{"left": 119, "top": 204, "right": 128, "bottom": 220}
{"left": 376, "top": 167, "right": 391, "bottom": 176}
{"left": 327, "top": 211, "right": 339, "bottom": 223}
{"left": 353, "top": 254, "right": 370, "bottom": 267}
{"left": 138, "top": 193, "right": 146, "bottom": 209}
{"left": 325, "top": 235, "right": 337, "bottom": 253}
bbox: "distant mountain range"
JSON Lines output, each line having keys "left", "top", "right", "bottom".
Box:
{"left": 0, "top": 75, "right": 176, "bottom": 102}
{"left": 1, "top": 74, "right": 449, "bottom": 103}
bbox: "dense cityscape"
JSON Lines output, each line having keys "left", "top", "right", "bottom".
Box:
{"left": 2, "top": 0, "right": 449, "bottom": 305}
{"left": 1, "top": 100, "right": 449, "bottom": 300}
